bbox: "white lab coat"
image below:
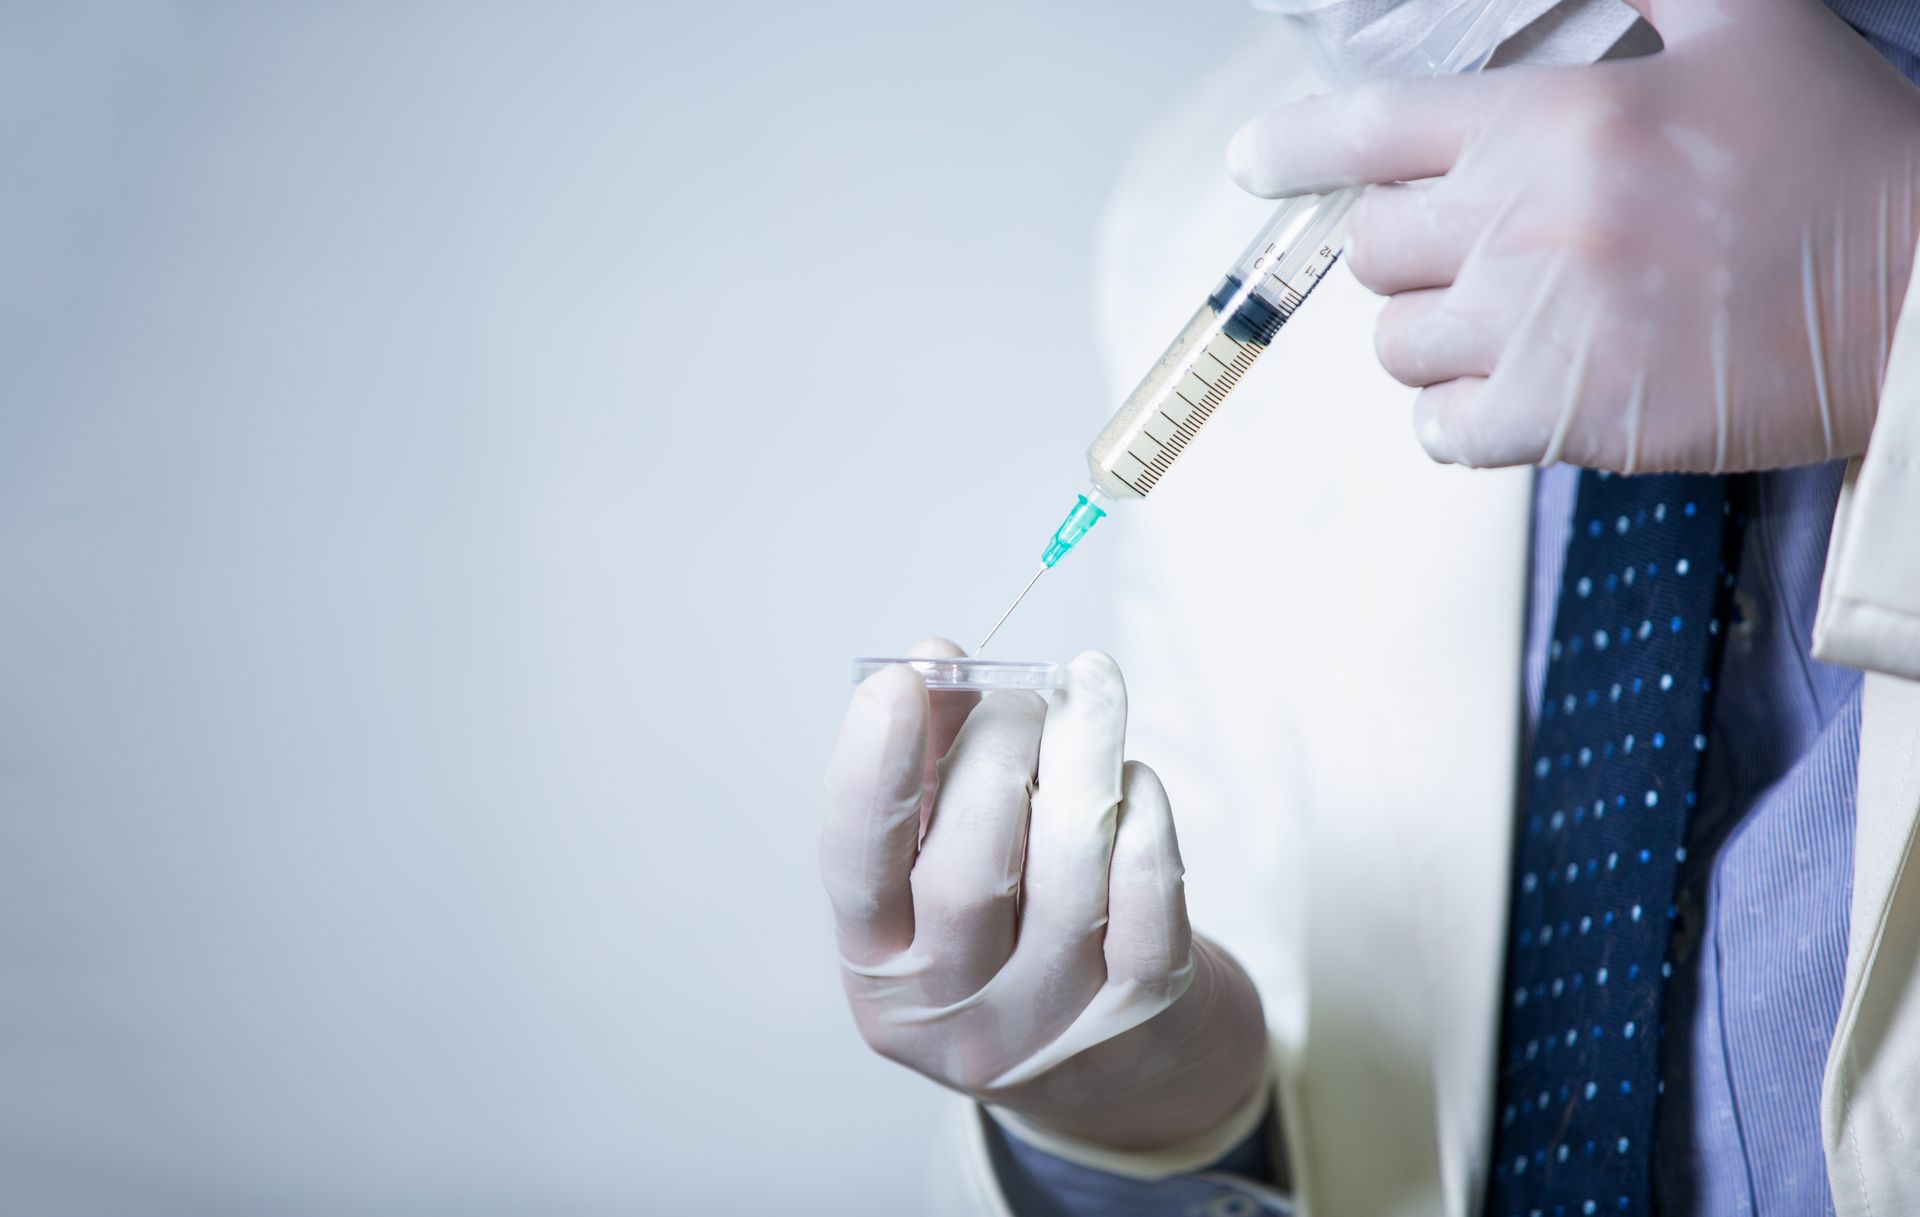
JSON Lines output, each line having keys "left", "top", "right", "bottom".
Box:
{"left": 932, "top": 24, "right": 1920, "bottom": 1217}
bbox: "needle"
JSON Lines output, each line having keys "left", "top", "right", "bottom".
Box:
{"left": 974, "top": 565, "right": 1045, "bottom": 655}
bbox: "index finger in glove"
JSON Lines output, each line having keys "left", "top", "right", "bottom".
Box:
{"left": 1013, "top": 652, "right": 1127, "bottom": 952}
{"left": 1104, "top": 761, "right": 1193, "bottom": 995}
{"left": 1347, "top": 178, "right": 1508, "bottom": 297}
{"left": 909, "top": 690, "right": 1045, "bottom": 1003}
{"left": 1410, "top": 248, "right": 1596, "bottom": 468}
{"left": 822, "top": 664, "right": 930, "bottom": 965}
{"left": 1227, "top": 70, "right": 1526, "bottom": 199}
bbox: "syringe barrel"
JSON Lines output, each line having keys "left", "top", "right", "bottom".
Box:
{"left": 1084, "top": 188, "right": 1357, "bottom": 500}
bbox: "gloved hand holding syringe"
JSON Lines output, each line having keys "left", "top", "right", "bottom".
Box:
{"left": 975, "top": 0, "right": 1525, "bottom": 652}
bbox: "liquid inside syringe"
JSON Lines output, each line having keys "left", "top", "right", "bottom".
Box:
{"left": 1087, "top": 269, "right": 1319, "bottom": 500}
{"left": 1089, "top": 187, "right": 1351, "bottom": 503}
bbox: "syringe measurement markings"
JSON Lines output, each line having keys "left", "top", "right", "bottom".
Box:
{"left": 1115, "top": 275, "right": 1318, "bottom": 496}
{"left": 1124, "top": 340, "right": 1264, "bottom": 486}
{"left": 1152, "top": 433, "right": 1195, "bottom": 463}
{"left": 1158, "top": 410, "right": 1201, "bottom": 443}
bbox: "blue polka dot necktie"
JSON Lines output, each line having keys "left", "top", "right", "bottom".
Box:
{"left": 1485, "top": 470, "right": 1741, "bottom": 1217}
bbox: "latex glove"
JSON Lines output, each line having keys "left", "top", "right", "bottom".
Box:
{"left": 820, "top": 641, "right": 1268, "bottom": 1152}
{"left": 1228, "top": 0, "right": 1920, "bottom": 472}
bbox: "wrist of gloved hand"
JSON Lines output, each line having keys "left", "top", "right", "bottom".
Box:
{"left": 984, "top": 937, "right": 1275, "bottom": 1166}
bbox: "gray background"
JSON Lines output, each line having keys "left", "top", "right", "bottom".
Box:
{"left": 0, "top": 2, "right": 1257, "bottom": 1212}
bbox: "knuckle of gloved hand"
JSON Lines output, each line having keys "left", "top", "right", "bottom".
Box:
{"left": 947, "top": 1057, "right": 1015, "bottom": 1099}
{"left": 1378, "top": 301, "right": 1464, "bottom": 388}
{"left": 1119, "top": 760, "right": 1175, "bottom": 832}
{"left": 912, "top": 840, "right": 1022, "bottom": 919}
{"left": 1559, "top": 432, "right": 1624, "bottom": 476}
{"left": 822, "top": 747, "right": 899, "bottom": 820}
{"left": 1111, "top": 939, "right": 1191, "bottom": 999}
{"left": 1128, "top": 950, "right": 1191, "bottom": 999}
{"left": 957, "top": 687, "right": 1042, "bottom": 737}
{"left": 1413, "top": 393, "right": 1471, "bottom": 466}
{"left": 851, "top": 1004, "right": 924, "bottom": 1069}
{"left": 828, "top": 671, "right": 922, "bottom": 784}
{"left": 934, "top": 760, "right": 1029, "bottom": 825}
{"left": 990, "top": 688, "right": 1049, "bottom": 728}
{"left": 859, "top": 659, "right": 926, "bottom": 710}
{"left": 1444, "top": 419, "right": 1508, "bottom": 470}
{"left": 1553, "top": 175, "right": 1639, "bottom": 277}
{"left": 946, "top": 694, "right": 1045, "bottom": 775}
{"left": 819, "top": 854, "right": 883, "bottom": 922}
{"left": 1566, "top": 99, "right": 1659, "bottom": 213}
{"left": 1374, "top": 309, "right": 1418, "bottom": 384}
{"left": 932, "top": 884, "right": 1022, "bottom": 938}
{"left": 1583, "top": 72, "right": 1658, "bottom": 148}
{"left": 1344, "top": 213, "right": 1394, "bottom": 295}
{"left": 1231, "top": 106, "right": 1298, "bottom": 195}
{"left": 1464, "top": 399, "right": 1547, "bottom": 469}
{"left": 1113, "top": 911, "right": 1190, "bottom": 988}
{"left": 1347, "top": 247, "right": 1398, "bottom": 297}
{"left": 906, "top": 635, "right": 966, "bottom": 660}
{"left": 1343, "top": 79, "right": 1401, "bottom": 143}
{"left": 1120, "top": 755, "right": 1163, "bottom": 793}
{"left": 1243, "top": 85, "right": 1385, "bottom": 192}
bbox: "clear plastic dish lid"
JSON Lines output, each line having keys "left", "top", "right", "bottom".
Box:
{"left": 851, "top": 656, "right": 1062, "bottom": 692}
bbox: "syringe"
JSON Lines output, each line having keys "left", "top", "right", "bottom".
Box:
{"left": 975, "top": 0, "right": 1523, "bottom": 654}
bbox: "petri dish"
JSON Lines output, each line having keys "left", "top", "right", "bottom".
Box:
{"left": 851, "top": 656, "right": 1061, "bottom": 692}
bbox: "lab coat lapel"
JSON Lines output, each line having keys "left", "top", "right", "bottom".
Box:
{"left": 1085, "top": 28, "right": 1535, "bottom": 1212}
{"left": 1101, "top": 260, "right": 1536, "bottom": 1215}
{"left": 1131, "top": 268, "right": 1534, "bottom": 1217}
{"left": 1821, "top": 671, "right": 1920, "bottom": 1217}
{"left": 1286, "top": 445, "right": 1532, "bottom": 1217}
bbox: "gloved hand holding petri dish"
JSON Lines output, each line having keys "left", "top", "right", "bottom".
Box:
{"left": 821, "top": 639, "right": 1271, "bottom": 1157}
